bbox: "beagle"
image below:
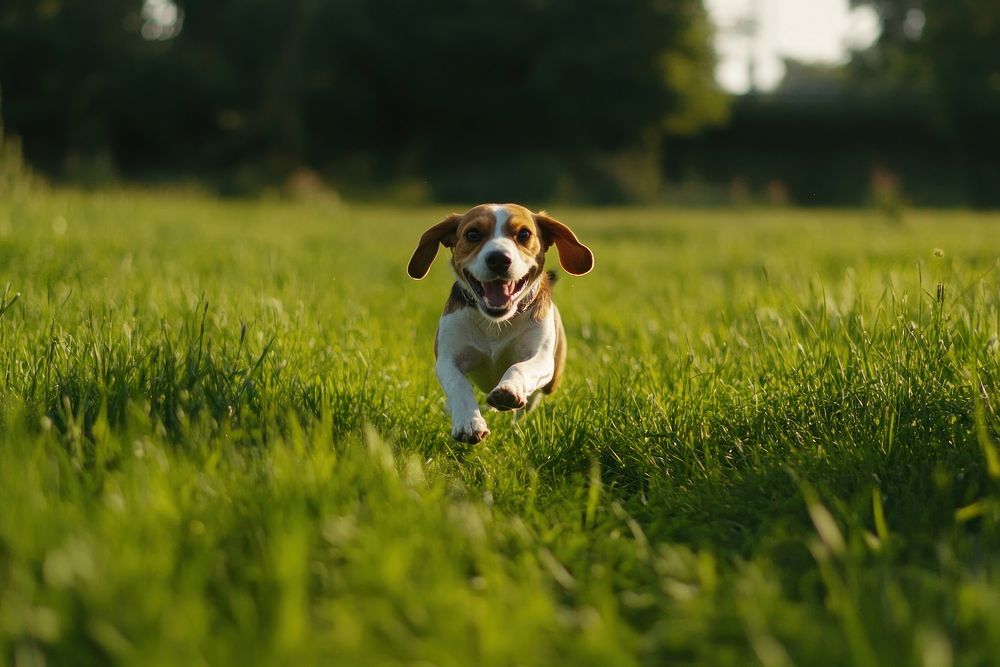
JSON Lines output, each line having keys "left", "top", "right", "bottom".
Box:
{"left": 408, "top": 204, "right": 593, "bottom": 443}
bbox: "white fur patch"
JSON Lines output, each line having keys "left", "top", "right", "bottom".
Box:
{"left": 491, "top": 205, "right": 510, "bottom": 233}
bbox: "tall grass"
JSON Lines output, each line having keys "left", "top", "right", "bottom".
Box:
{"left": 0, "top": 191, "right": 998, "bottom": 665}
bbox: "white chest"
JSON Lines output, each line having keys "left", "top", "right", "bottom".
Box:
{"left": 438, "top": 307, "right": 554, "bottom": 393}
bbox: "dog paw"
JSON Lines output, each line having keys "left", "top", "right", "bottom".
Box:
{"left": 452, "top": 415, "right": 490, "bottom": 443}
{"left": 487, "top": 384, "right": 527, "bottom": 411}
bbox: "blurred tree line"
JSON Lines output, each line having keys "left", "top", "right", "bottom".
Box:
{"left": 670, "top": 0, "right": 1000, "bottom": 208}
{"left": 0, "top": 0, "right": 724, "bottom": 200}
{"left": 1, "top": 0, "right": 998, "bottom": 205}
{"left": 851, "top": 0, "right": 1000, "bottom": 206}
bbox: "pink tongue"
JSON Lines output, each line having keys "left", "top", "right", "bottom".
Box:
{"left": 482, "top": 281, "right": 513, "bottom": 307}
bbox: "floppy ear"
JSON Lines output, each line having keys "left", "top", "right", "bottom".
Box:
{"left": 407, "top": 214, "right": 462, "bottom": 279}
{"left": 534, "top": 212, "right": 594, "bottom": 276}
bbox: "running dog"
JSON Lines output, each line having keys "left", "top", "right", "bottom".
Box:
{"left": 407, "top": 203, "right": 593, "bottom": 442}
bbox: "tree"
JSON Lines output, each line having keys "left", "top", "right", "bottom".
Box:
{"left": 0, "top": 0, "right": 727, "bottom": 199}
{"left": 850, "top": 0, "right": 1000, "bottom": 206}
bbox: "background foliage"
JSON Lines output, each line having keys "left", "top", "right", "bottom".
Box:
{"left": 0, "top": 0, "right": 724, "bottom": 200}
{"left": 2, "top": 0, "right": 998, "bottom": 204}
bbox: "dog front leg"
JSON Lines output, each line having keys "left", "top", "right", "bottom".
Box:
{"left": 436, "top": 358, "right": 489, "bottom": 443}
{"left": 487, "top": 354, "right": 555, "bottom": 411}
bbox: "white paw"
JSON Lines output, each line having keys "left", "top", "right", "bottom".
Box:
{"left": 452, "top": 414, "right": 490, "bottom": 443}
{"left": 487, "top": 383, "right": 527, "bottom": 411}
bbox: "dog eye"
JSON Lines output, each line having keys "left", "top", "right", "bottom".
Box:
{"left": 516, "top": 228, "right": 532, "bottom": 242}
{"left": 465, "top": 229, "right": 482, "bottom": 242}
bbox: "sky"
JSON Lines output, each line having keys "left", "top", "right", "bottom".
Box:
{"left": 704, "top": 0, "right": 882, "bottom": 93}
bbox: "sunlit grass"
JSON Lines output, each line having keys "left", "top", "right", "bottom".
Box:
{"left": 1, "top": 190, "right": 998, "bottom": 665}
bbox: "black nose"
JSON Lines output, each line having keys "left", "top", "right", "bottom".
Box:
{"left": 485, "top": 251, "right": 512, "bottom": 273}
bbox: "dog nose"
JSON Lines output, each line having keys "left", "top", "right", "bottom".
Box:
{"left": 485, "top": 251, "right": 512, "bottom": 273}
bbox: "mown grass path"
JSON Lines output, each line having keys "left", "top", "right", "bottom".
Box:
{"left": 1, "top": 191, "right": 998, "bottom": 665}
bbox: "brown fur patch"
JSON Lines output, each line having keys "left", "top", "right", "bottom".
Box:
{"left": 544, "top": 305, "right": 567, "bottom": 394}
{"left": 523, "top": 269, "right": 553, "bottom": 322}
{"left": 533, "top": 212, "right": 594, "bottom": 276}
{"left": 408, "top": 213, "right": 462, "bottom": 279}
{"left": 443, "top": 282, "right": 473, "bottom": 315}
{"left": 449, "top": 206, "right": 495, "bottom": 275}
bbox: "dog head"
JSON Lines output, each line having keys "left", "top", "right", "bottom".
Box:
{"left": 408, "top": 204, "right": 594, "bottom": 321}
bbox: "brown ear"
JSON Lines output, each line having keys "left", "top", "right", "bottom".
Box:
{"left": 407, "top": 214, "right": 462, "bottom": 279}
{"left": 534, "top": 212, "right": 594, "bottom": 276}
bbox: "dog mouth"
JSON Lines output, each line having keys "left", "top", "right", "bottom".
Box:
{"left": 463, "top": 270, "right": 531, "bottom": 315}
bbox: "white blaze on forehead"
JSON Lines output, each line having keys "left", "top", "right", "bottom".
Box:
{"left": 491, "top": 205, "right": 509, "bottom": 237}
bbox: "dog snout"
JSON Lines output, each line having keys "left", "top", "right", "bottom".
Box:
{"left": 485, "top": 251, "right": 512, "bottom": 274}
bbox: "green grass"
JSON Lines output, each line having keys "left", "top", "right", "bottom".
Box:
{"left": 1, "top": 189, "right": 999, "bottom": 666}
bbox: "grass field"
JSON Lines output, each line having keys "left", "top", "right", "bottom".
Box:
{"left": 1, "top": 189, "right": 999, "bottom": 666}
